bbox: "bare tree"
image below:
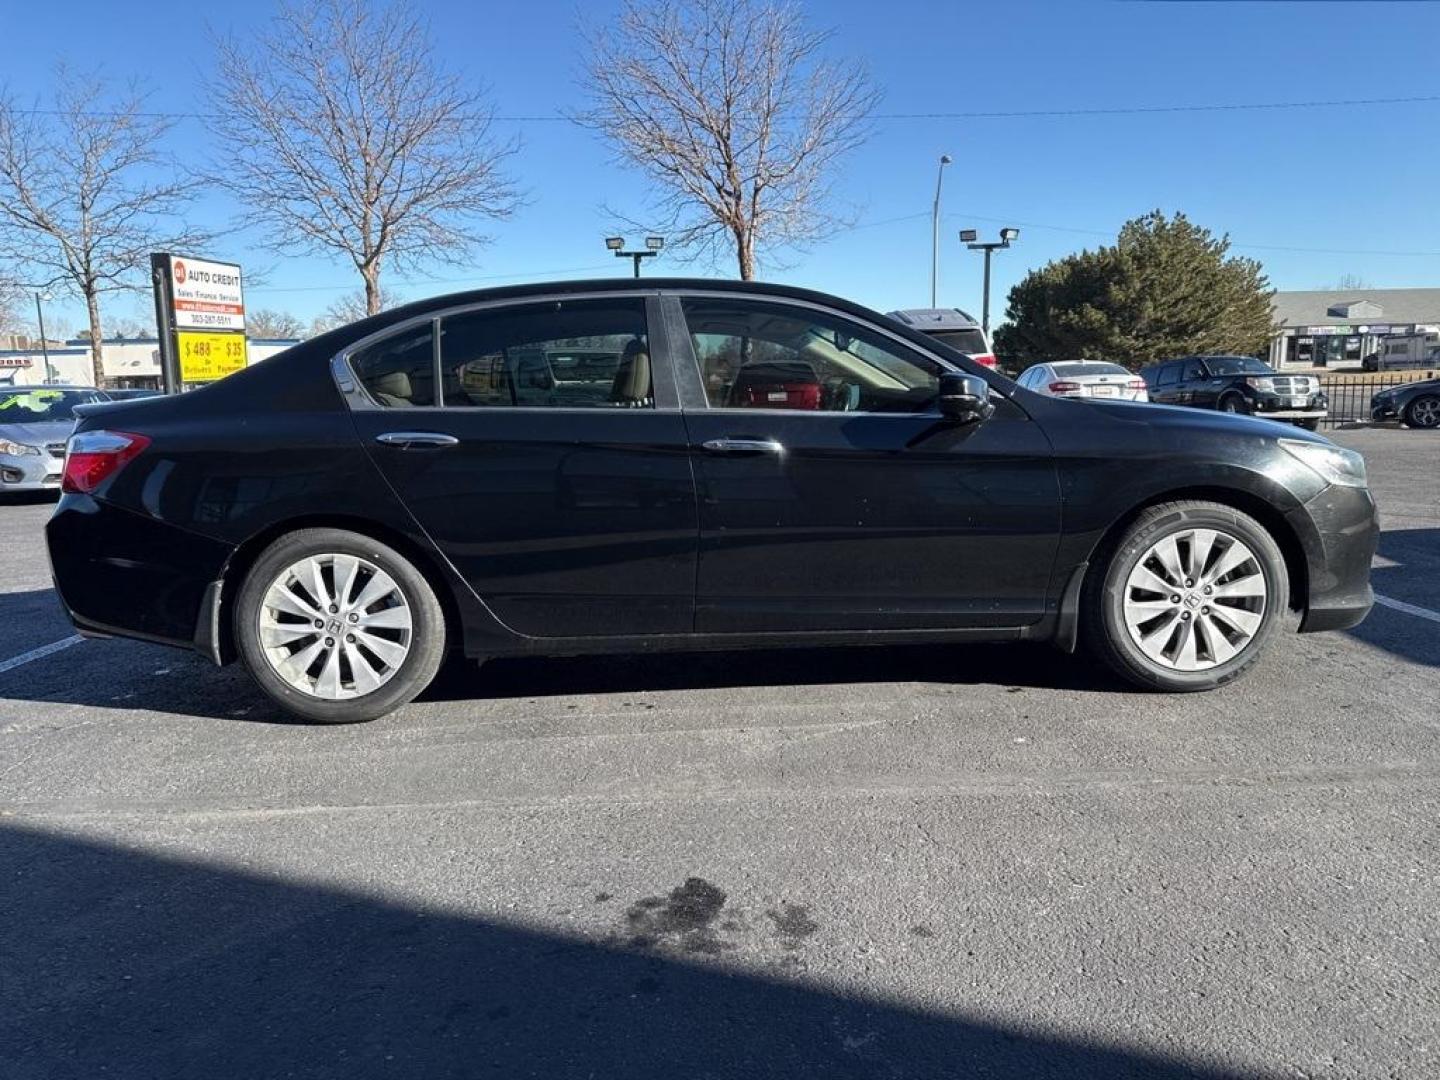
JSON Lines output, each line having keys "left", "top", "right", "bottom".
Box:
{"left": 582, "top": 0, "right": 877, "bottom": 279}
{"left": 0, "top": 71, "right": 210, "bottom": 386}
{"left": 247, "top": 308, "right": 307, "bottom": 340}
{"left": 210, "top": 0, "right": 519, "bottom": 316}
{"left": 312, "top": 286, "right": 405, "bottom": 334}
{"left": 1328, "top": 273, "right": 1373, "bottom": 291}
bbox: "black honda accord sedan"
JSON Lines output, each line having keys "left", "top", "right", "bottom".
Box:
{"left": 46, "top": 279, "right": 1377, "bottom": 723}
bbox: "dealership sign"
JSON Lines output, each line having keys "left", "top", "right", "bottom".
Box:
{"left": 151, "top": 252, "right": 249, "bottom": 389}
{"left": 169, "top": 256, "right": 246, "bottom": 331}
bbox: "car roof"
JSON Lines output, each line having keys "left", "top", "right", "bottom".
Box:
{"left": 884, "top": 307, "right": 982, "bottom": 331}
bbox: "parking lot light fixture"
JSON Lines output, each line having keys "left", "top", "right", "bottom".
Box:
{"left": 931, "top": 154, "right": 953, "bottom": 307}
{"left": 961, "top": 228, "right": 1022, "bottom": 336}
{"left": 606, "top": 236, "right": 665, "bottom": 278}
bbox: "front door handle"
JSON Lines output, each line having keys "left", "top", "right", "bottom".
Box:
{"left": 701, "top": 437, "right": 784, "bottom": 455}
{"left": 374, "top": 431, "right": 460, "bottom": 449}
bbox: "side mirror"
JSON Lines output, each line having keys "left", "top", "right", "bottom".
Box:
{"left": 937, "top": 372, "right": 995, "bottom": 424}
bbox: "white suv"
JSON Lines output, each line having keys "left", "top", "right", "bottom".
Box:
{"left": 886, "top": 308, "right": 997, "bottom": 369}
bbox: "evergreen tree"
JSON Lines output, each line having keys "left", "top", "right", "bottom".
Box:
{"left": 995, "top": 211, "right": 1274, "bottom": 371}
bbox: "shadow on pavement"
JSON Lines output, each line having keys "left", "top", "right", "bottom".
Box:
{"left": 1347, "top": 528, "right": 1439, "bottom": 668}
{"left": 0, "top": 820, "right": 1258, "bottom": 1080}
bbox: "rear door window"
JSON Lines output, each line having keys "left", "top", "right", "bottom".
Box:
{"left": 439, "top": 298, "right": 651, "bottom": 409}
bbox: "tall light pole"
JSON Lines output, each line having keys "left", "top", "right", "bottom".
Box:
{"left": 33, "top": 292, "right": 55, "bottom": 382}
{"left": 960, "top": 227, "right": 1020, "bottom": 336}
{"left": 606, "top": 235, "right": 665, "bottom": 278}
{"left": 930, "top": 154, "right": 952, "bottom": 307}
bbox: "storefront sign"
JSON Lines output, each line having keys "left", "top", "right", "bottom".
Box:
{"left": 177, "top": 331, "right": 248, "bottom": 383}
{"left": 0, "top": 357, "right": 33, "bottom": 369}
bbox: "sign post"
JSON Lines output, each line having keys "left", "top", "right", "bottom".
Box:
{"left": 150, "top": 253, "right": 248, "bottom": 393}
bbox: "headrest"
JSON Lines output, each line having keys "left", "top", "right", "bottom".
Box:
{"left": 370, "top": 370, "right": 412, "bottom": 399}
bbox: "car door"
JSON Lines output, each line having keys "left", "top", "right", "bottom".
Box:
{"left": 344, "top": 293, "right": 698, "bottom": 638}
{"left": 1147, "top": 363, "right": 1178, "bottom": 405}
{"left": 1179, "top": 358, "right": 1214, "bottom": 406}
{"left": 668, "top": 293, "right": 1062, "bottom": 633}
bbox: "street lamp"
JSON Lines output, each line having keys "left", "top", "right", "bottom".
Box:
{"left": 960, "top": 227, "right": 1020, "bottom": 336}
{"left": 930, "top": 154, "right": 952, "bottom": 307}
{"left": 606, "top": 235, "right": 665, "bottom": 278}
{"left": 33, "top": 292, "right": 55, "bottom": 382}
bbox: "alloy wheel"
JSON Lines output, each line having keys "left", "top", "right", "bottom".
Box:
{"left": 1121, "top": 528, "right": 1267, "bottom": 672}
{"left": 257, "top": 553, "right": 413, "bottom": 699}
{"left": 1409, "top": 397, "right": 1440, "bottom": 429}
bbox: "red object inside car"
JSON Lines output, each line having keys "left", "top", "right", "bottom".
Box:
{"left": 970, "top": 353, "right": 999, "bottom": 369}
{"left": 730, "top": 362, "right": 823, "bottom": 410}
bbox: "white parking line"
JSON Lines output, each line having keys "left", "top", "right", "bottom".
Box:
{"left": 0, "top": 635, "right": 84, "bottom": 676}
{"left": 1375, "top": 594, "right": 1440, "bottom": 625}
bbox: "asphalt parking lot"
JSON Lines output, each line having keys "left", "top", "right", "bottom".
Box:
{"left": 1, "top": 428, "right": 1436, "bottom": 1079}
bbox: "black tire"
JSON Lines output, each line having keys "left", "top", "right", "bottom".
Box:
{"left": 1218, "top": 393, "right": 1248, "bottom": 415}
{"left": 1082, "top": 501, "right": 1290, "bottom": 692}
{"left": 1403, "top": 394, "right": 1440, "bottom": 430}
{"left": 234, "top": 528, "right": 447, "bottom": 723}
{"left": 1293, "top": 418, "right": 1319, "bottom": 431}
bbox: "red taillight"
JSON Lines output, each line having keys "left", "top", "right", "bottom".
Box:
{"left": 61, "top": 430, "right": 151, "bottom": 494}
{"left": 1048, "top": 380, "right": 1083, "bottom": 395}
{"left": 970, "top": 353, "right": 998, "bottom": 369}
{"left": 1128, "top": 378, "right": 1147, "bottom": 391}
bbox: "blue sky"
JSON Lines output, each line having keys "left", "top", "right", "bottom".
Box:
{"left": 6, "top": 0, "right": 1440, "bottom": 333}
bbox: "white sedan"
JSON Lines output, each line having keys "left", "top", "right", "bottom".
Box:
{"left": 1016, "top": 361, "right": 1149, "bottom": 402}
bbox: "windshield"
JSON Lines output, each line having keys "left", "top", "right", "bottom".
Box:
{"left": 1052, "top": 362, "right": 1129, "bottom": 377}
{"left": 925, "top": 329, "right": 989, "bottom": 355}
{"left": 1203, "top": 356, "right": 1272, "bottom": 377}
{"left": 0, "top": 389, "right": 107, "bottom": 423}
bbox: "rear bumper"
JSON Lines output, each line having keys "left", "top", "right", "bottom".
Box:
{"left": 1285, "top": 483, "right": 1379, "bottom": 633}
{"left": 46, "top": 496, "right": 236, "bottom": 653}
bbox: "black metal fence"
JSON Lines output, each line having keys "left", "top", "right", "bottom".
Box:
{"left": 1317, "top": 370, "right": 1438, "bottom": 428}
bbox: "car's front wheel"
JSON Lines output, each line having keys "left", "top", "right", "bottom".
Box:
{"left": 1218, "top": 393, "right": 1248, "bottom": 415}
{"left": 235, "top": 528, "right": 447, "bottom": 723}
{"left": 1404, "top": 394, "right": 1440, "bottom": 429}
{"left": 1084, "top": 501, "right": 1289, "bottom": 692}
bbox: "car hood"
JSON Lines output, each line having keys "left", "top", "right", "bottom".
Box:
{"left": 1381, "top": 378, "right": 1440, "bottom": 395}
{"left": 1053, "top": 395, "right": 1334, "bottom": 445}
{"left": 0, "top": 420, "right": 75, "bottom": 446}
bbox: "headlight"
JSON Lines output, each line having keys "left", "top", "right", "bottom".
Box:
{"left": 1247, "top": 377, "right": 1276, "bottom": 392}
{"left": 1280, "top": 438, "right": 1367, "bottom": 488}
{"left": 0, "top": 438, "right": 41, "bottom": 457}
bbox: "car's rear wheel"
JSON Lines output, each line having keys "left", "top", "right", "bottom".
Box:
{"left": 1404, "top": 395, "right": 1440, "bottom": 429}
{"left": 1083, "top": 501, "right": 1289, "bottom": 692}
{"left": 235, "top": 528, "right": 446, "bottom": 723}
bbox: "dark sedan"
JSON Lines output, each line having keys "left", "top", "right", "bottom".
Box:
{"left": 46, "top": 279, "right": 1377, "bottom": 723}
{"left": 1371, "top": 377, "right": 1440, "bottom": 429}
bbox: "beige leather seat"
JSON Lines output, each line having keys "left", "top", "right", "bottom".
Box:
{"left": 368, "top": 370, "right": 414, "bottom": 407}
{"left": 610, "top": 340, "right": 651, "bottom": 406}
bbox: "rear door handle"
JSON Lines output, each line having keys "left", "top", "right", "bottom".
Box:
{"left": 701, "top": 438, "right": 784, "bottom": 455}
{"left": 374, "top": 431, "right": 459, "bottom": 449}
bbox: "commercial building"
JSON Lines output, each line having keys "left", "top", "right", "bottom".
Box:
{"left": 0, "top": 336, "right": 300, "bottom": 389}
{"left": 1269, "top": 288, "right": 1440, "bottom": 369}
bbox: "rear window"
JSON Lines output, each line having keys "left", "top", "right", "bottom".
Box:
{"left": 924, "top": 329, "right": 988, "bottom": 355}
{"left": 1051, "top": 362, "right": 1128, "bottom": 378}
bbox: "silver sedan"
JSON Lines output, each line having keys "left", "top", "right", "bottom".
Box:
{"left": 1016, "top": 361, "right": 1149, "bottom": 402}
{"left": 0, "top": 386, "right": 110, "bottom": 494}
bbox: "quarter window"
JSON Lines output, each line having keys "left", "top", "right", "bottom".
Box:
{"left": 681, "top": 297, "right": 940, "bottom": 413}
{"left": 350, "top": 324, "right": 436, "bottom": 407}
{"left": 437, "top": 298, "right": 651, "bottom": 409}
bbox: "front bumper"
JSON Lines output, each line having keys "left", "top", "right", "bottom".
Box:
{"left": 1285, "top": 482, "right": 1379, "bottom": 633}
{"left": 1, "top": 451, "right": 63, "bottom": 492}
{"left": 1251, "top": 392, "right": 1328, "bottom": 421}
{"left": 1371, "top": 397, "right": 1400, "bottom": 421}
